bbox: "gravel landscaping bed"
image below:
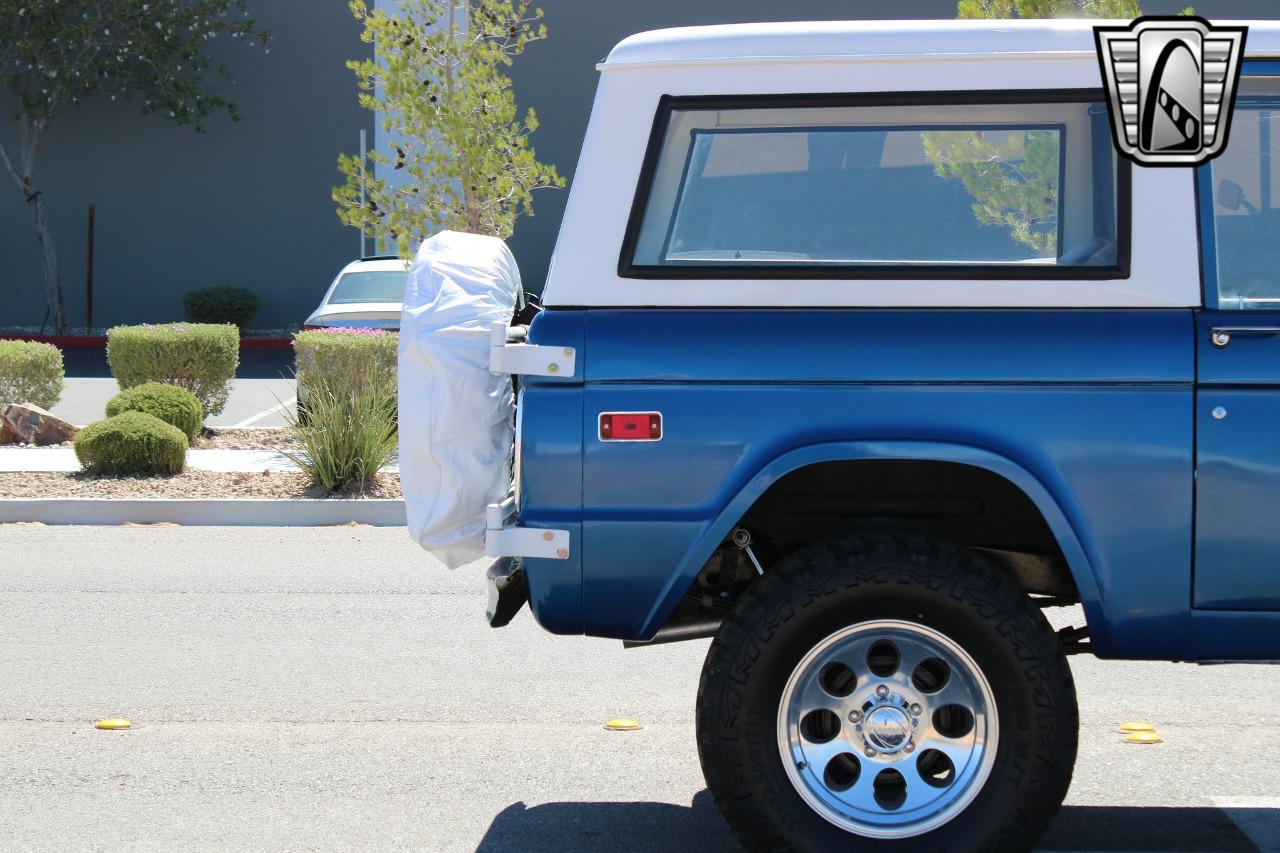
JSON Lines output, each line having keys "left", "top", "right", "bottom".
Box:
{"left": 0, "top": 471, "right": 401, "bottom": 499}
{"left": 4, "top": 440, "right": 75, "bottom": 448}
{"left": 198, "top": 427, "right": 301, "bottom": 451}
{"left": 3, "top": 428, "right": 301, "bottom": 452}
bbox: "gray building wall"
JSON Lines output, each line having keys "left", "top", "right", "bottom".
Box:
{"left": 0, "top": 0, "right": 372, "bottom": 332}
{"left": 4, "top": 1, "right": 1280, "bottom": 329}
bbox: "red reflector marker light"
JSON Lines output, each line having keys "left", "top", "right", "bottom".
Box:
{"left": 599, "top": 412, "right": 661, "bottom": 441}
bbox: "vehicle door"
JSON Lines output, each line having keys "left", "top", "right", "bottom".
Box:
{"left": 1195, "top": 71, "right": 1280, "bottom": 610}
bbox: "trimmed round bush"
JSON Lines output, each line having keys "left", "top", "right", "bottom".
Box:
{"left": 293, "top": 327, "right": 397, "bottom": 404}
{"left": 106, "top": 382, "right": 204, "bottom": 442}
{"left": 183, "top": 286, "right": 262, "bottom": 332}
{"left": 74, "top": 411, "right": 188, "bottom": 475}
{"left": 107, "top": 323, "right": 239, "bottom": 417}
{"left": 0, "top": 339, "right": 64, "bottom": 409}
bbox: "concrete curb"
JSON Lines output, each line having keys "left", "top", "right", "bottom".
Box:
{"left": 0, "top": 497, "right": 406, "bottom": 527}
{"left": 0, "top": 447, "right": 402, "bottom": 475}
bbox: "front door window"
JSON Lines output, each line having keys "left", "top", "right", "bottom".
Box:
{"left": 1203, "top": 78, "right": 1280, "bottom": 309}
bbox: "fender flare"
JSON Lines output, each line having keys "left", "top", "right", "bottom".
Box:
{"left": 636, "top": 439, "right": 1107, "bottom": 648}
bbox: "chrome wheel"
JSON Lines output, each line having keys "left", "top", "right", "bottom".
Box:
{"left": 778, "top": 619, "right": 998, "bottom": 840}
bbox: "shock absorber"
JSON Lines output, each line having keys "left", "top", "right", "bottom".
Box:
{"left": 731, "top": 527, "right": 765, "bottom": 576}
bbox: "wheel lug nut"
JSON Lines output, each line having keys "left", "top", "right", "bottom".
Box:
{"left": 910, "top": 703, "right": 923, "bottom": 716}
{"left": 875, "top": 685, "right": 889, "bottom": 698}
{"left": 904, "top": 742, "right": 915, "bottom": 753}
{"left": 848, "top": 710, "right": 862, "bottom": 723}
{"left": 864, "top": 747, "right": 877, "bottom": 757}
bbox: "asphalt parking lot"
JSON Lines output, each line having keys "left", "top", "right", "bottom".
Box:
{"left": 51, "top": 348, "right": 297, "bottom": 428}
{"left": 2, "top": 525, "right": 1279, "bottom": 852}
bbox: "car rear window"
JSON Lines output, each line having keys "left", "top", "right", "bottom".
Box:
{"left": 329, "top": 270, "right": 407, "bottom": 304}
{"left": 622, "top": 94, "right": 1128, "bottom": 278}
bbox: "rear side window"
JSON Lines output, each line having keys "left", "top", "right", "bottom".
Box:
{"left": 621, "top": 93, "right": 1129, "bottom": 279}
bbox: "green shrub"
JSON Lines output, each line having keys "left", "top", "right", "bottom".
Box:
{"left": 74, "top": 411, "right": 188, "bottom": 475}
{"left": 106, "top": 382, "right": 204, "bottom": 442}
{"left": 182, "top": 286, "right": 262, "bottom": 332}
{"left": 0, "top": 339, "right": 64, "bottom": 409}
{"left": 107, "top": 323, "right": 239, "bottom": 417}
{"left": 283, "top": 363, "right": 397, "bottom": 492}
{"left": 293, "top": 327, "right": 397, "bottom": 404}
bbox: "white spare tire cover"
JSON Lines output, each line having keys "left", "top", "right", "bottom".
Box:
{"left": 399, "top": 231, "right": 521, "bottom": 568}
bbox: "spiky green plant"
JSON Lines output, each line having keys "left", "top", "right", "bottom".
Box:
{"left": 282, "top": 367, "right": 397, "bottom": 493}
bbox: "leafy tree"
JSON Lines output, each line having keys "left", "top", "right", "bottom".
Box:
{"left": 334, "top": 0, "right": 563, "bottom": 256}
{"left": 923, "top": 130, "right": 1060, "bottom": 255}
{"left": 0, "top": 1, "right": 270, "bottom": 333}
{"left": 939, "top": 0, "right": 1189, "bottom": 253}
{"left": 958, "top": 0, "right": 1144, "bottom": 16}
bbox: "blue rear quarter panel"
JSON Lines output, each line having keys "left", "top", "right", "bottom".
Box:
{"left": 524, "top": 308, "right": 1202, "bottom": 659}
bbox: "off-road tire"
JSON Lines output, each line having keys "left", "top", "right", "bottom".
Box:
{"left": 696, "top": 534, "right": 1078, "bottom": 852}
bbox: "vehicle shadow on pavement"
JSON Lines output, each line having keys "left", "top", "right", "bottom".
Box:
{"left": 476, "top": 790, "right": 738, "bottom": 852}
{"left": 1041, "top": 805, "right": 1270, "bottom": 851}
{"left": 476, "top": 796, "right": 1274, "bottom": 852}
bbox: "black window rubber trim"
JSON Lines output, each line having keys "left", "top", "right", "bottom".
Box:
{"left": 616, "top": 89, "right": 1133, "bottom": 282}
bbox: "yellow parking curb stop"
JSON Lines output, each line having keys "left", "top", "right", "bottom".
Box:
{"left": 95, "top": 718, "right": 132, "bottom": 730}
{"left": 1119, "top": 722, "right": 1155, "bottom": 732}
{"left": 604, "top": 718, "right": 641, "bottom": 731}
{"left": 1123, "top": 731, "right": 1163, "bottom": 744}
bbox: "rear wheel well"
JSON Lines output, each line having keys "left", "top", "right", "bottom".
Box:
{"left": 738, "top": 459, "right": 1078, "bottom": 600}
{"left": 634, "top": 459, "right": 1083, "bottom": 648}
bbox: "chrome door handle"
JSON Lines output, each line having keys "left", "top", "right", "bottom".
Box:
{"left": 1210, "top": 326, "right": 1280, "bottom": 348}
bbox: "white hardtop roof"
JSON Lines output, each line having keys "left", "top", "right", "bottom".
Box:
{"left": 603, "top": 19, "right": 1280, "bottom": 68}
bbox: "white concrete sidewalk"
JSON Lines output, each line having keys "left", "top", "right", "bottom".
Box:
{"left": 0, "top": 448, "right": 400, "bottom": 474}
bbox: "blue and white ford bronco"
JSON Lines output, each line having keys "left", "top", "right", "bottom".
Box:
{"left": 403, "top": 18, "right": 1280, "bottom": 852}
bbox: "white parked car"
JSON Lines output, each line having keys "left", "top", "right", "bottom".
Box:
{"left": 303, "top": 257, "right": 408, "bottom": 331}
